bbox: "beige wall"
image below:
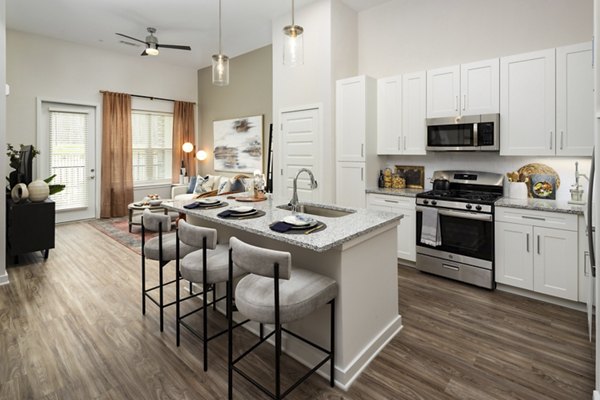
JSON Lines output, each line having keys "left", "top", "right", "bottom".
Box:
{"left": 358, "top": 0, "right": 593, "bottom": 77}
{"left": 197, "top": 45, "right": 272, "bottom": 177}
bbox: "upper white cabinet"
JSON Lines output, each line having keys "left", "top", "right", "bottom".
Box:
{"left": 556, "top": 42, "right": 593, "bottom": 156}
{"left": 336, "top": 76, "right": 376, "bottom": 162}
{"left": 427, "top": 59, "right": 499, "bottom": 118}
{"left": 500, "top": 49, "right": 556, "bottom": 156}
{"left": 427, "top": 66, "right": 460, "bottom": 118}
{"left": 377, "top": 72, "right": 426, "bottom": 155}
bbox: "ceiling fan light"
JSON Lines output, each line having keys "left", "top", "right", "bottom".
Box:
{"left": 212, "top": 54, "right": 229, "bottom": 86}
{"left": 145, "top": 43, "right": 159, "bottom": 56}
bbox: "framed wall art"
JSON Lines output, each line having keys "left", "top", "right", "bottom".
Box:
{"left": 394, "top": 165, "right": 425, "bottom": 189}
{"left": 213, "top": 115, "right": 263, "bottom": 173}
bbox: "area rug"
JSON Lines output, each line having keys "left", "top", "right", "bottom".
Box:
{"left": 87, "top": 217, "right": 157, "bottom": 255}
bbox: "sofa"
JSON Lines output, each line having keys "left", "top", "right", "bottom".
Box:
{"left": 171, "top": 174, "right": 249, "bottom": 201}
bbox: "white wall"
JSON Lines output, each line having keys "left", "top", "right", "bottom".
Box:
{"left": 359, "top": 0, "right": 593, "bottom": 202}
{"left": 0, "top": 0, "right": 7, "bottom": 285}
{"left": 358, "top": 0, "right": 593, "bottom": 77}
{"left": 6, "top": 30, "right": 198, "bottom": 207}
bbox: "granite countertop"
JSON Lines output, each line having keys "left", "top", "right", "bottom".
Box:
{"left": 495, "top": 197, "right": 585, "bottom": 215}
{"left": 366, "top": 188, "right": 424, "bottom": 198}
{"left": 162, "top": 195, "right": 402, "bottom": 253}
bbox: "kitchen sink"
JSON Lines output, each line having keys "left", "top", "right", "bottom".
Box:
{"left": 276, "top": 204, "right": 355, "bottom": 218}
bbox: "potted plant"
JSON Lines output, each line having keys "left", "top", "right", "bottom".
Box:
{"left": 6, "top": 143, "right": 65, "bottom": 196}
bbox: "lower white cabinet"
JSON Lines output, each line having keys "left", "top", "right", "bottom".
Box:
{"left": 336, "top": 162, "right": 366, "bottom": 208}
{"left": 367, "top": 193, "right": 416, "bottom": 262}
{"left": 495, "top": 207, "right": 578, "bottom": 301}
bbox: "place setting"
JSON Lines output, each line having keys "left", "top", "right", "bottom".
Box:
{"left": 183, "top": 198, "right": 228, "bottom": 210}
{"left": 269, "top": 214, "right": 326, "bottom": 235}
{"left": 217, "top": 205, "right": 266, "bottom": 220}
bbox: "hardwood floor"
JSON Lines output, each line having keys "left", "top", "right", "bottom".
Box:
{"left": 0, "top": 221, "right": 594, "bottom": 399}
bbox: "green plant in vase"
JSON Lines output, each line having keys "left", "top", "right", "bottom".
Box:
{"left": 5, "top": 143, "right": 65, "bottom": 196}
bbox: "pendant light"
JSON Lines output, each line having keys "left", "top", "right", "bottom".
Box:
{"left": 212, "top": 0, "right": 229, "bottom": 86}
{"left": 283, "top": 0, "right": 304, "bottom": 66}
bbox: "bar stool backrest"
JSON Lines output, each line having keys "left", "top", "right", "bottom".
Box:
{"left": 142, "top": 209, "right": 172, "bottom": 232}
{"left": 230, "top": 236, "right": 292, "bottom": 280}
{"left": 178, "top": 219, "right": 218, "bottom": 249}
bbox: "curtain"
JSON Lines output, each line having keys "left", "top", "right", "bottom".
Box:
{"left": 172, "top": 101, "right": 197, "bottom": 182}
{"left": 101, "top": 92, "right": 133, "bottom": 218}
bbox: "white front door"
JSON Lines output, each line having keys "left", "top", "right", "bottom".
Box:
{"left": 280, "top": 107, "right": 321, "bottom": 202}
{"left": 39, "top": 101, "right": 97, "bottom": 223}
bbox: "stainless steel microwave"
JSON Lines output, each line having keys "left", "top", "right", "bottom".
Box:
{"left": 426, "top": 113, "right": 500, "bottom": 151}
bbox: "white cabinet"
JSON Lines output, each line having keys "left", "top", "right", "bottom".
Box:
{"left": 556, "top": 42, "right": 593, "bottom": 156}
{"left": 427, "top": 59, "right": 499, "bottom": 118}
{"left": 495, "top": 207, "right": 578, "bottom": 301}
{"left": 500, "top": 49, "right": 556, "bottom": 156}
{"left": 377, "top": 72, "right": 426, "bottom": 155}
{"left": 336, "top": 162, "right": 366, "bottom": 209}
{"left": 336, "top": 76, "right": 376, "bottom": 162}
{"left": 367, "top": 193, "right": 416, "bottom": 262}
{"left": 336, "top": 75, "right": 376, "bottom": 207}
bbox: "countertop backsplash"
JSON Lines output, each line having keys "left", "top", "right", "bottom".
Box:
{"left": 380, "top": 153, "right": 592, "bottom": 202}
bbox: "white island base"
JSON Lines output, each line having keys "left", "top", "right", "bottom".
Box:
{"left": 186, "top": 214, "right": 402, "bottom": 389}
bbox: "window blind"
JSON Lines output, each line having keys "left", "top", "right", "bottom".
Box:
{"left": 132, "top": 111, "right": 173, "bottom": 184}
{"left": 48, "top": 110, "right": 89, "bottom": 211}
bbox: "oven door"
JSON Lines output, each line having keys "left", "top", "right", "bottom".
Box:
{"left": 416, "top": 206, "right": 494, "bottom": 262}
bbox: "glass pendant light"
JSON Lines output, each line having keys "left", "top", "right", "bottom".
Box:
{"left": 283, "top": 0, "right": 304, "bottom": 66}
{"left": 212, "top": 0, "right": 229, "bottom": 86}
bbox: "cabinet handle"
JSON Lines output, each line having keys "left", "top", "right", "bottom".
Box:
{"left": 526, "top": 233, "right": 530, "bottom": 253}
{"left": 361, "top": 144, "right": 364, "bottom": 158}
{"left": 462, "top": 94, "right": 466, "bottom": 111}
{"left": 398, "top": 137, "right": 401, "bottom": 151}
{"left": 549, "top": 131, "right": 553, "bottom": 150}
{"left": 522, "top": 215, "right": 546, "bottom": 221}
{"left": 560, "top": 131, "right": 564, "bottom": 150}
{"left": 455, "top": 95, "right": 458, "bottom": 112}
{"left": 537, "top": 235, "right": 540, "bottom": 255}
{"left": 584, "top": 250, "right": 590, "bottom": 276}
{"left": 361, "top": 167, "right": 364, "bottom": 181}
{"left": 404, "top": 136, "right": 407, "bottom": 150}
{"left": 384, "top": 199, "right": 399, "bottom": 204}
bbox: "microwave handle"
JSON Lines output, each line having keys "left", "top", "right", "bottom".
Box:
{"left": 473, "top": 123, "right": 478, "bottom": 147}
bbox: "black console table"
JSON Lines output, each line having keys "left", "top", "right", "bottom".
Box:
{"left": 6, "top": 199, "right": 55, "bottom": 263}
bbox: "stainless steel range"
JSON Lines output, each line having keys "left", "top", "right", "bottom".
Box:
{"left": 415, "top": 170, "right": 504, "bottom": 289}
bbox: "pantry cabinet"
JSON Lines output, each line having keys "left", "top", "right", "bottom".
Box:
{"left": 500, "top": 49, "right": 556, "bottom": 156}
{"left": 426, "top": 59, "right": 499, "bottom": 118}
{"left": 495, "top": 207, "right": 578, "bottom": 301}
{"left": 377, "top": 72, "right": 426, "bottom": 155}
{"left": 367, "top": 193, "right": 416, "bottom": 262}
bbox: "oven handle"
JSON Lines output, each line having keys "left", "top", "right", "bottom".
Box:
{"left": 416, "top": 206, "right": 493, "bottom": 222}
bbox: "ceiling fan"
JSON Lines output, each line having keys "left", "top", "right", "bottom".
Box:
{"left": 116, "top": 27, "right": 191, "bottom": 56}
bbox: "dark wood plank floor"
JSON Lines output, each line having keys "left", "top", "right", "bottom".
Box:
{"left": 0, "top": 222, "right": 594, "bottom": 399}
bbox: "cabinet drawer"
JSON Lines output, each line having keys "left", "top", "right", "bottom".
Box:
{"left": 495, "top": 207, "right": 577, "bottom": 231}
{"left": 367, "top": 193, "right": 415, "bottom": 209}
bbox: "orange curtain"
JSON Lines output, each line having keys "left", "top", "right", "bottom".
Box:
{"left": 172, "top": 101, "right": 197, "bottom": 183}
{"left": 101, "top": 92, "right": 133, "bottom": 218}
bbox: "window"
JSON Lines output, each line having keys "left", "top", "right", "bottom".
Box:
{"left": 132, "top": 110, "right": 173, "bottom": 185}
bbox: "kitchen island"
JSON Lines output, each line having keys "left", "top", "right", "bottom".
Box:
{"left": 163, "top": 196, "right": 403, "bottom": 389}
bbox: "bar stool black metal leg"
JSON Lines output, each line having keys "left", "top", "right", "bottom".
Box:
{"left": 141, "top": 257, "right": 146, "bottom": 315}
{"left": 189, "top": 281, "right": 193, "bottom": 295}
{"left": 213, "top": 284, "right": 217, "bottom": 311}
{"left": 259, "top": 323, "right": 264, "bottom": 340}
{"left": 159, "top": 263, "right": 164, "bottom": 332}
{"left": 227, "top": 249, "right": 234, "bottom": 400}
{"left": 274, "top": 263, "right": 281, "bottom": 399}
{"left": 176, "top": 231, "right": 181, "bottom": 347}
{"left": 203, "top": 282, "right": 208, "bottom": 371}
{"left": 330, "top": 298, "right": 336, "bottom": 387}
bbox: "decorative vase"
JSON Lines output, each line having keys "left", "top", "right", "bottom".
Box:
{"left": 10, "top": 183, "right": 29, "bottom": 203}
{"left": 28, "top": 180, "right": 50, "bottom": 202}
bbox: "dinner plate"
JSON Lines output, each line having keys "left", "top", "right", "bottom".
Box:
{"left": 283, "top": 215, "right": 317, "bottom": 227}
{"left": 197, "top": 198, "right": 221, "bottom": 205}
{"left": 229, "top": 209, "right": 258, "bottom": 217}
{"left": 230, "top": 206, "right": 255, "bottom": 214}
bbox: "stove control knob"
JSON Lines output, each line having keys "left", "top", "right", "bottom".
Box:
{"left": 475, "top": 205, "right": 482, "bottom": 211}
{"left": 465, "top": 204, "right": 472, "bottom": 210}
{"left": 431, "top": 200, "right": 437, "bottom": 206}
{"left": 423, "top": 199, "right": 429, "bottom": 205}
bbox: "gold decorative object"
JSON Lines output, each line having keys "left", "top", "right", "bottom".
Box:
{"left": 392, "top": 174, "right": 406, "bottom": 189}
{"left": 383, "top": 168, "right": 393, "bottom": 188}
{"left": 394, "top": 165, "right": 425, "bottom": 189}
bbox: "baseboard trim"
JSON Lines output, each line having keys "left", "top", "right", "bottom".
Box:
{"left": 496, "top": 283, "right": 586, "bottom": 312}
{"left": 0, "top": 272, "right": 9, "bottom": 286}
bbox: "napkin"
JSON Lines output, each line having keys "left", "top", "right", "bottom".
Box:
{"left": 270, "top": 221, "right": 294, "bottom": 233}
{"left": 217, "top": 210, "right": 233, "bottom": 218}
{"left": 184, "top": 202, "right": 201, "bottom": 209}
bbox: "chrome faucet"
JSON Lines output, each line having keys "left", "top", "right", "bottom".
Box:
{"left": 290, "top": 168, "right": 318, "bottom": 212}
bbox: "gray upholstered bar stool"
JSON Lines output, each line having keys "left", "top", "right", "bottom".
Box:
{"left": 141, "top": 209, "right": 198, "bottom": 332}
{"left": 175, "top": 220, "right": 247, "bottom": 371}
{"left": 227, "top": 237, "right": 337, "bottom": 400}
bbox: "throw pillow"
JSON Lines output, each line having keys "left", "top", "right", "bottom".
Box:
{"left": 217, "top": 179, "right": 232, "bottom": 194}
{"left": 194, "top": 176, "right": 209, "bottom": 194}
{"left": 201, "top": 175, "right": 215, "bottom": 192}
{"left": 229, "top": 177, "right": 245, "bottom": 193}
{"left": 186, "top": 176, "right": 197, "bottom": 194}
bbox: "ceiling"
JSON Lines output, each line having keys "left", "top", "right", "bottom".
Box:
{"left": 6, "top": 0, "right": 390, "bottom": 69}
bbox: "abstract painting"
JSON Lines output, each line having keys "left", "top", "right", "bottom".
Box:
{"left": 213, "top": 115, "right": 263, "bottom": 173}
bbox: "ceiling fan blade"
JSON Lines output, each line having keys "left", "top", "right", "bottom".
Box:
{"left": 157, "top": 44, "right": 191, "bottom": 51}
{"left": 116, "top": 33, "right": 147, "bottom": 44}
{"left": 141, "top": 49, "right": 148, "bottom": 56}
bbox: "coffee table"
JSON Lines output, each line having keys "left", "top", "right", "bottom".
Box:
{"left": 128, "top": 201, "right": 175, "bottom": 232}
